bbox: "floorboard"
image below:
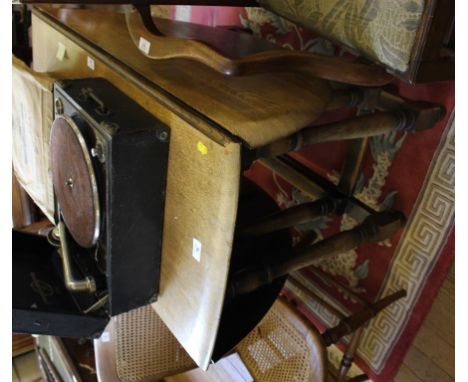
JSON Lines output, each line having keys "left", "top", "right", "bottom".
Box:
{"left": 393, "top": 263, "right": 454, "bottom": 381}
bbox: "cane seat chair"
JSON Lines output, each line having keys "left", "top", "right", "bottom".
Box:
{"left": 235, "top": 291, "right": 404, "bottom": 382}
{"left": 94, "top": 305, "right": 196, "bottom": 382}
{"left": 235, "top": 297, "right": 327, "bottom": 382}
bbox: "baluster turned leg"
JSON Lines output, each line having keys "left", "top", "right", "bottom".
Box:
{"left": 255, "top": 103, "right": 443, "bottom": 158}
{"left": 335, "top": 327, "right": 364, "bottom": 382}
{"left": 229, "top": 211, "right": 405, "bottom": 297}
{"left": 256, "top": 111, "right": 414, "bottom": 158}
{"left": 325, "top": 88, "right": 366, "bottom": 112}
{"left": 237, "top": 197, "right": 344, "bottom": 236}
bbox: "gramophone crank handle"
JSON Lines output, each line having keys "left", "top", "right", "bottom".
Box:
{"left": 55, "top": 221, "right": 97, "bottom": 293}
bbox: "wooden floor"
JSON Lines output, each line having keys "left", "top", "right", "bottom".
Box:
{"left": 394, "top": 263, "right": 454, "bottom": 382}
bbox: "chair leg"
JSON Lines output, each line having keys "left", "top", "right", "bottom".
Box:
{"left": 325, "top": 88, "right": 366, "bottom": 112}
{"left": 322, "top": 289, "right": 407, "bottom": 347}
{"left": 255, "top": 103, "right": 443, "bottom": 158}
{"left": 229, "top": 211, "right": 405, "bottom": 297}
{"left": 237, "top": 197, "right": 344, "bottom": 236}
{"left": 255, "top": 111, "right": 407, "bottom": 158}
{"left": 338, "top": 138, "right": 368, "bottom": 196}
{"left": 335, "top": 328, "right": 363, "bottom": 382}
{"left": 346, "top": 375, "right": 369, "bottom": 382}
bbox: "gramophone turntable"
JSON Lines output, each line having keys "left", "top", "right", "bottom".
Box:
{"left": 13, "top": 78, "right": 170, "bottom": 337}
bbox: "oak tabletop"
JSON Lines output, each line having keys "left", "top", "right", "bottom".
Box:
{"left": 34, "top": 6, "right": 332, "bottom": 149}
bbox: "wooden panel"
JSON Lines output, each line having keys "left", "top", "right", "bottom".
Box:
{"left": 152, "top": 119, "right": 240, "bottom": 370}
{"left": 12, "top": 334, "right": 35, "bottom": 358}
{"left": 19, "top": 219, "right": 53, "bottom": 235}
{"left": 31, "top": 12, "right": 240, "bottom": 370}
{"left": 34, "top": 6, "right": 334, "bottom": 148}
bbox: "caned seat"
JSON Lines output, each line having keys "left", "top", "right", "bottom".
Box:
{"left": 235, "top": 291, "right": 404, "bottom": 382}
{"left": 94, "top": 299, "right": 327, "bottom": 382}
{"left": 236, "top": 298, "right": 327, "bottom": 382}
{"left": 94, "top": 305, "right": 196, "bottom": 382}
{"left": 94, "top": 292, "right": 403, "bottom": 382}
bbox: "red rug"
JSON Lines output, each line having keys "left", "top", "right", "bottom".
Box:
{"left": 164, "top": 6, "right": 455, "bottom": 380}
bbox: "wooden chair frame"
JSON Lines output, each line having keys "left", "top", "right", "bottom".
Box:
{"left": 286, "top": 271, "right": 405, "bottom": 382}
{"left": 398, "top": 0, "right": 454, "bottom": 83}
{"left": 20, "top": 0, "right": 454, "bottom": 83}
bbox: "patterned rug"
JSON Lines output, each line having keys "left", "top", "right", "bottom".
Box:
{"left": 156, "top": 5, "right": 455, "bottom": 380}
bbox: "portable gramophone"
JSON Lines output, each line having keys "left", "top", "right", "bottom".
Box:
{"left": 13, "top": 78, "right": 170, "bottom": 337}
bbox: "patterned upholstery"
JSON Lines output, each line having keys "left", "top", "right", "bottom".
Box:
{"left": 255, "top": 0, "right": 425, "bottom": 72}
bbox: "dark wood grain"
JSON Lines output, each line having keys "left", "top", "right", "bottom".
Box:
{"left": 403, "top": 0, "right": 454, "bottom": 83}
{"left": 50, "top": 116, "right": 99, "bottom": 248}
{"left": 12, "top": 334, "right": 35, "bottom": 357}
{"left": 230, "top": 211, "right": 405, "bottom": 296}
{"left": 237, "top": 197, "right": 343, "bottom": 236}
{"left": 256, "top": 105, "right": 443, "bottom": 158}
{"left": 255, "top": 112, "right": 408, "bottom": 158}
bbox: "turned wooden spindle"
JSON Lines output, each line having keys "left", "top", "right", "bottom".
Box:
{"left": 345, "top": 374, "right": 371, "bottom": 382}
{"left": 322, "top": 289, "right": 407, "bottom": 346}
{"left": 325, "top": 88, "right": 366, "bottom": 111}
{"left": 256, "top": 108, "right": 442, "bottom": 158}
{"left": 229, "top": 211, "right": 405, "bottom": 297}
{"left": 256, "top": 111, "right": 411, "bottom": 158}
{"left": 237, "top": 197, "right": 344, "bottom": 236}
{"left": 335, "top": 328, "right": 364, "bottom": 382}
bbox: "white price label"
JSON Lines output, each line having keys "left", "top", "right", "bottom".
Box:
{"left": 138, "top": 37, "right": 151, "bottom": 54}
{"left": 87, "top": 56, "right": 95, "bottom": 70}
{"left": 192, "top": 238, "right": 202, "bottom": 262}
{"left": 101, "top": 331, "right": 110, "bottom": 342}
{"left": 56, "top": 42, "right": 66, "bottom": 61}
